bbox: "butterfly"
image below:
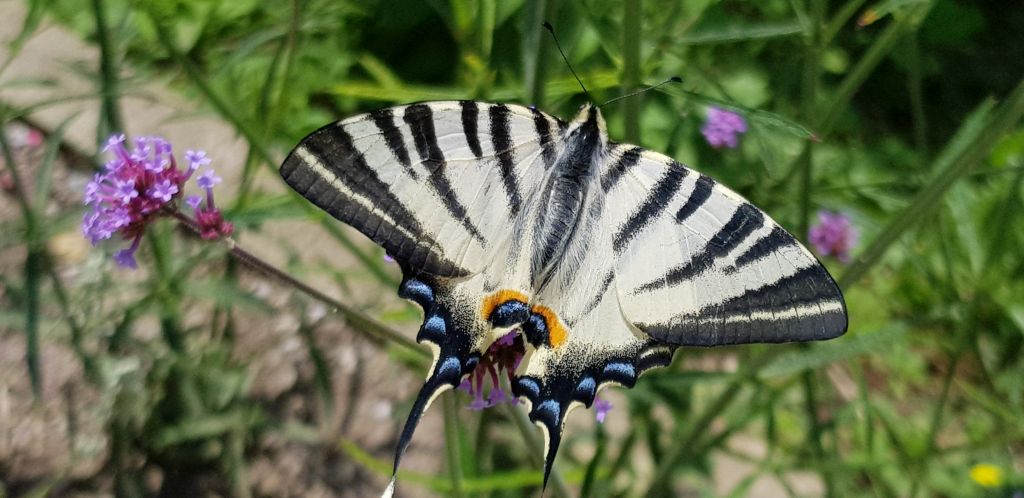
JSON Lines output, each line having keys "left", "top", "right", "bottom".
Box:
{"left": 280, "top": 100, "right": 847, "bottom": 495}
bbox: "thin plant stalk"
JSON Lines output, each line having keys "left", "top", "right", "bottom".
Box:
{"left": 166, "top": 210, "right": 425, "bottom": 358}
{"left": 91, "top": 0, "right": 124, "bottom": 140}
{"left": 816, "top": 2, "right": 934, "bottom": 137}
{"left": 443, "top": 394, "right": 466, "bottom": 498}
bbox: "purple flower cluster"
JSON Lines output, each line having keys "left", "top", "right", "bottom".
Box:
{"left": 701, "top": 106, "right": 748, "bottom": 149}
{"left": 459, "top": 331, "right": 524, "bottom": 410}
{"left": 808, "top": 210, "right": 858, "bottom": 263}
{"left": 82, "top": 134, "right": 231, "bottom": 267}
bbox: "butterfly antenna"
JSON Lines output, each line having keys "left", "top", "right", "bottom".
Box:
{"left": 599, "top": 76, "right": 683, "bottom": 108}
{"left": 542, "top": 21, "right": 592, "bottom": 102}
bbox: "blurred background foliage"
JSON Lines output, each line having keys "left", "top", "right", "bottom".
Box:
{"left": 2, "top": 0, "right": 1024, "bottom": 497}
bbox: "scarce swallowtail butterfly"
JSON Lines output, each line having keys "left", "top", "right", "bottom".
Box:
{"left": 280, "top": 100, "right": 847, "bottom": 494}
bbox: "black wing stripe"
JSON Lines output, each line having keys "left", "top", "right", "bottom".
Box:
{"left": 709, "top": 264, "right": 838, "bottom": 316}
{"left": 613, "top": 166, "right": 689, "bottom": 253}
{"left": 532, "top": 107, "right": 556, "bottom": 169}
{"left": 729, "top": 226, "right": 799, "bottom": 272}
{"left": 600, "top": 146, "right": 643, "bottom": 193}
{"left": 490, "top": 104, "right": 522, "bottom": 216}
{"left": 404, "top": 104, "right": 487, "bottom": 244}
{"left": 641, "top": 266, "right": 846, "bottom": 345}
{"left": 636, "top": 204, "right": 766, "bottom": 292}
{"left": 460, "top": 101, "right": 483, "bottom": 159}
{"left": 369, "top": 108, "right": 415, "bottom": 178}
{"left": 675, "top": 174, "right": 714, "bottom": 223}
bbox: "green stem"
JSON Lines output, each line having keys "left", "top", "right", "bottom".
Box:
{"left": 443, "top": 395, "right": 465, "bottom": 498}
{"left": 167, "top": 210, "right": 425, "bottom": 358}
{"left": 906, "top": 32, "right": 928, "bottom": 155}
{"left": 622, "top": 0, "right": 642, "bottom": 144}
{"left": 91, "top": 0, "right": 124, "bottom": 138}
{"left": 802, "top": 368, "right": 834, "bottom": 497}
{"left": 580, "top": 422, "right": 607, "bottom": 498}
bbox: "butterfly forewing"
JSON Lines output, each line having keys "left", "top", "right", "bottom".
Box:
{"left": 604, "top": 149, "right": 847, "bottom": 345}
{"left": 280, "top": 101, "right": 565, "bottom": 277}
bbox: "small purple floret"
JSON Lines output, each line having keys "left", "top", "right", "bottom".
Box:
{"left": 197, "top": 169, "right": 222, "bottom": 190}
{"left": 808, "top": 210, "right": 858, "bottom": 263}
{"left": 701, "top": 106, "right": 748, "bottom": 149}
{"left": 594, "top": 397, "right": 613, "bottom": 424}
{"left": 147, "top": 179, "right": 178, "bottom": 202}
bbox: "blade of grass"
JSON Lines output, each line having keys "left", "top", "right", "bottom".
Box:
{"left": 522, "top": 0, "right": 552, "bottom": 106}
{"left": 839, "top": 75, "right": 1024, "bottom": 288}
{"left": 0, "top": 118, "right": 42, "bottom": 397}
{"left": 677, "top": 20, "right": 805, "bottom": 45}
{"left": 622, "top": 0, "right": 642, "bottom": 144}
{"left": 816, "top": 1, "right": 933, "bottom": 137}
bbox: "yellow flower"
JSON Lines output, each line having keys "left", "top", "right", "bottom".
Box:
{"left": 970, "top": 464, "right": 1004, "bottom": 488}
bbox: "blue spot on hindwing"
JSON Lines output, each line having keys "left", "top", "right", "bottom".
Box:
{"left": 514, "top": 377, "right": 541, "bottom": 400}
{"left": 424, "top": 315, "right": 445, "bottom": 334}
{"left": 436, "top": 357, "right": 462, "bottom": 383}
{"left": 602, "top": 362, "right": 636, "bottom": 385}
{"left": 417, "top": 314, "right": 446, "bottom": 343}
{"left": 399, "top": 279, "right": 435, "bottom": 307}
{"left": 534, "top": 399, "right": 562, "bottom": 427}
{"left": 575, "top": 376, "right": 596, "bottom": 403}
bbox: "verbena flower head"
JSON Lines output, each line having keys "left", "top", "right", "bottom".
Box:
{"left": 701, "top": 106, "right": 748, "bottom": 149}
{"left": 808, "top": 210, "right": 858, "bottom": 263}
{"left": 458, "top": 330, "right": 524, "bottom": 410}
{"left": 82, "top": 134, "right": 231, "bottom": 266}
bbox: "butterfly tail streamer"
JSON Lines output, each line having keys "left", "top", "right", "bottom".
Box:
{"left": 382, "top": 271, "right": 484, "bottom": 497}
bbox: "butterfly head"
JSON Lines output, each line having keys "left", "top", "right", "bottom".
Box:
{"left": 567, "top": 104, "right": 608, "bottom": 152}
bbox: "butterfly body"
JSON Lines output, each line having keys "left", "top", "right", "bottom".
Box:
{"left": 280, "top": 100, "right": 846, "bottom": 492}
